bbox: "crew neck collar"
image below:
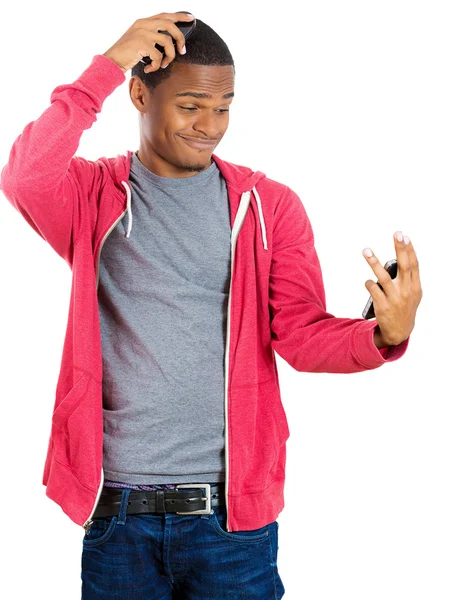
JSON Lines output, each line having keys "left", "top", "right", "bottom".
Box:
{"left": 131, "top": 151, "right": 218, "bottom": 188}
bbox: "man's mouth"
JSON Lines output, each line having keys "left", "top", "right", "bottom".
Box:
{"left": 178, "top": 135, "right": 218, "bottom": 150}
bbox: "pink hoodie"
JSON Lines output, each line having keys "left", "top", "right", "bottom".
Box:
{"left": 0, "top": 54, "right": 409, "bottom": 532}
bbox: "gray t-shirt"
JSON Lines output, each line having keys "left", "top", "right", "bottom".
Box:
{"left": 97, "top": 152, "right": 231, "bottom": 484}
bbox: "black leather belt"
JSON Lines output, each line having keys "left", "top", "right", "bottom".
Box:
{"left": 92, "top": 483, "right": 225, "bottom": 519}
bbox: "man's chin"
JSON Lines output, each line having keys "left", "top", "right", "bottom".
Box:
{"left": 183, "top": 164, "right": 210, "bottom": 173}
{"left": 177, "top": 156, "right": 213, "bottom": 173}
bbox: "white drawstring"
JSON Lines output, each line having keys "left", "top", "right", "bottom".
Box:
{"left": 121, "top": 179, "right": 267, "bottom": 250}
{"left": 121, "top": 181, "right": 132, "bottom": 238}
{"left": 251, "top": 185, "right": 268, "bottom": 250}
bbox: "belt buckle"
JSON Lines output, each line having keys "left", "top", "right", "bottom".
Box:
{"left": 175, "top": 483, "right": 213, "bottom": 515}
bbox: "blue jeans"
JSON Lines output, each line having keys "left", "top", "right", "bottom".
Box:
{"left": 81, "top": 486, "right": 285, "bottom": 599}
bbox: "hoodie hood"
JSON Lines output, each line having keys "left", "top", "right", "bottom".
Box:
{"left": 96, "top": 150, "right": 268, "bottom": 249}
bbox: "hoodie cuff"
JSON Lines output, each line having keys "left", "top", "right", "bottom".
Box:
{"left": 351, "top": 320, "right": 410, "bottom": 369}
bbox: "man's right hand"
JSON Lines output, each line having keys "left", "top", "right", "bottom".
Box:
{"left": 103, "top": 12, "right": 195, "bottom": 74}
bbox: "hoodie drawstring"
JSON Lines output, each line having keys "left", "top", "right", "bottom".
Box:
{"left": 121, "top": 180, "right": 267, "bottom": 250}
{"left": 121, "top": 181, "right": 133, "bottom": 239}
{"left": 250, "top": 185, "right": 268, "bottom": 250}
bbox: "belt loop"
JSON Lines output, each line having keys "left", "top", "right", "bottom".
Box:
{"left": 117, "top": 488, "right": 131, "bottom": 525}
{"left": 156, "top": 490, "right": 166, "bottom": 513}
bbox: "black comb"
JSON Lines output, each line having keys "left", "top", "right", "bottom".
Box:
{"left": 140, "top": 11, "right": 197, "bottom": 67}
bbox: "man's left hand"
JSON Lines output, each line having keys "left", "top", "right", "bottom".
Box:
{"left": 362, "top": 231, "right": 423, "bottom": 346}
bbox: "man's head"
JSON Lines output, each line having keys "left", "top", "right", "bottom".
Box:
{"left": 129, "top": 19, "right": 235, "bottom": 177}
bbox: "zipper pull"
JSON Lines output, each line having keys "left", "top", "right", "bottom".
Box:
{"left": 83, "top": 519, "right": 93, "bottom": 536}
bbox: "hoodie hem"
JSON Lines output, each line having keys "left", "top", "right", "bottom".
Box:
{"left": 227, "top": 477, "right": 285, "bottom": 531}
{"left": 44, "top": 451, "right": 286, "bottom": 531}
{"left": 44, "top": 454, "right": 98, "bottom": 527}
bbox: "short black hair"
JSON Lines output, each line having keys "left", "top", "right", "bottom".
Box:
{"left": 131, "top": 18, "right": 235, "bottom": 91}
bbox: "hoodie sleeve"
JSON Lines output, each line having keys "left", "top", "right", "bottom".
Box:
{"left": 0, "top": 54, "right": 126, "bottom": 265}
{"left": 269, "top": 185, "right": 409, "bottom": 373}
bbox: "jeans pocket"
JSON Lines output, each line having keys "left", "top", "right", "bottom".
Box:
{"left": 210, "top": 509, "right": 270, "bottom": 543}
{"left": 82, "top": 515, "right": 118, "bottom": 548}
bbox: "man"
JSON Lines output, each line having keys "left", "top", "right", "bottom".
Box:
{"left": 0, "top": 11, "right": 422, "bottom": 600}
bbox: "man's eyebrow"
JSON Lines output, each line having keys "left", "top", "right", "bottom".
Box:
{"left": 174, "top": 92, "right": 235, "bottom": 99}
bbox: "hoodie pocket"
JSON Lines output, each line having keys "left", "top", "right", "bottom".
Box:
{"left": 51, "top": 370, "right": 98, "bottom": 480}
{"left": 52, "top": 371, "right": 89, "bottom": 428}
{"left": 228, "top": 378, "right": 290, "bottom": 495}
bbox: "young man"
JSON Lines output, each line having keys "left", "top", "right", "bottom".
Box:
{"left": 0, "top": 11, "right": 422, "bottom": 600}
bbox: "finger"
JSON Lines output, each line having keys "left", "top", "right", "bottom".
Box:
{"left": 365, "top": 278, "right": 387, "bottom": 309}
{"left": 153, "top": 18, "right": 190, "bottom": 55}
{"left": 393, "top": 230, "right": 411, "bottom": 286}
{"left": 142, "top": 13, "right": 194, "bottom": 55}
{"left": 143, "top": 30, "right": 177, "bottom": 73}
{"left": 404, "top": 235, "right": 423, "bottom": 300}
{"left": 142, "top": 39, "right": 164, "bottom": 73}
{"left": 145, "top": 12, "right": 196, "bottom": 23}
{"left": 362, "top": 248, "right": 396, "bottom": 298}
{"left": 156, "top": 28, "right": 177, "bottom": 68}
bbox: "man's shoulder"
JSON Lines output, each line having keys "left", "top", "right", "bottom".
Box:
{"left": 217, "top": 156, "right": 291, "bottom": 197}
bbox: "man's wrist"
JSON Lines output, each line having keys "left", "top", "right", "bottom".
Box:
{"left": 103, "top": 52, "right": 126, "bottom": 74}
{"left": 373, "top": 325, "right": 391, "bottom": 349}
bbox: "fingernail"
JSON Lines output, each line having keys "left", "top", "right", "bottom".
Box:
{"left": 395, "top": 231, "right": 404, "bottom": 242}
{"left": 404, "top": 235, "right": 410, "bottom": 245}
{"left": 363, "top": 248, "right": 373, "bottom": 257}
{"left": 181, "top": 45, "right": 186, "bottom": 54}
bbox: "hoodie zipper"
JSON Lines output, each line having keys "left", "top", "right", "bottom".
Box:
{"left": 83, "top": 207, "right": 128, "bottom": 533}
{"left": 224, "top": 189, "right": 253, "bottom": 532}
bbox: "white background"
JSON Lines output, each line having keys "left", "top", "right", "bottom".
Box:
{"left": 0, "top": 1, "right": 465, "bottom": 598}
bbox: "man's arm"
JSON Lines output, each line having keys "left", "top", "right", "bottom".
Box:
{"left": 0, "top": 55, "right": 126, "bottom": 264}
{"left": 269, "top": 186, "right": 409, "bottom": 373}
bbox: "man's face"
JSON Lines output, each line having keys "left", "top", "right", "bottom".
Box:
{"left": 130, "top": 63, "right": 235, "bottom": 175}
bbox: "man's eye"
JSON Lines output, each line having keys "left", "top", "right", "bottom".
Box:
{"left": 179, "top": 107, "right": 229, "bottom": 113}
